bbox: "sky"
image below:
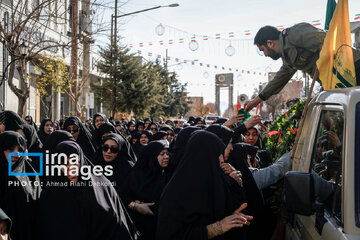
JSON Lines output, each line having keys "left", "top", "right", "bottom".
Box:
{"left": 94, "top": 0, "right": 360, "bottom": 114}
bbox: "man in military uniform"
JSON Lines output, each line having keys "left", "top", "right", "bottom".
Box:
{"left": 244, "top": 23, "right": 360, "bottom": 112}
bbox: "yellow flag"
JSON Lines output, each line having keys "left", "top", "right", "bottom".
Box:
{"left": 316, "top": 0, "right": 356, "bottom": 90}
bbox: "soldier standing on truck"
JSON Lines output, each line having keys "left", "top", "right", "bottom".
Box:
{"left": 244, "top": 23, "right": 360, "bottom": 112}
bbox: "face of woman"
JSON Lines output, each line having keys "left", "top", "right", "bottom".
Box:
{"left": 218, "top": 154, "right": 224, "bottom": 165}
{"left": 4, "top": 145, "right": 23, "bottom": 166}
{"left": 66, "top": 124, "right": 80, "bottom": 140}
{"left": 167, "top": 130, "right": 174, "bottom": 143}
{"left": 224, "top": 139, "right": 233, "bottom": 161}
{"left": 245, "top": 128, "right": 258, "bottom": 146}
{"left": 95, "top": 116, "right": 105, "bottom": 129}
{"left": 0, "top": 123, "right": 5, "bottom": 133}
{"left": 115, "top": 125, "right": 122, "bottom": 132}
{"left": 129, "top": 124, "right": 135, "bottom": 132}
{"left": 139, "top": 134, "right": 149, "bottom": 145}
{"left": 102, "top": 139, "right": 119, "bottom": 162}
{"left": 137, "top": 125, "right": 144, "bottom": 132}
{"left": 44, "top": 121, "right": 54, "bottom": 134}
{"left": 157, "top": 149, "right": 169, "bottom": 168}
{"left": 144, "top": 121, "right": 151, "bottom": 129}
{"left": 62, "top": 157, "right": 80, "bottom": 182}
{"left": 150, "top": 124, "right": 157, "bottom": 134}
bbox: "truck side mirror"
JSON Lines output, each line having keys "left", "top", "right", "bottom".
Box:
{"left": 285, "top": 171, "right": 315, "bottom": 216}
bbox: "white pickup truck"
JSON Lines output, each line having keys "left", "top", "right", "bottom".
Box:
{"left": 284, "top": 88, "right": 360, "bottom": 240}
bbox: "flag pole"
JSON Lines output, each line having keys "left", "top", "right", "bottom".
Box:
{"left": 290, "top": 69, "right": 319, "bottom": 159}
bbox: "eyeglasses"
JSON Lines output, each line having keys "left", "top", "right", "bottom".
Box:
{"left": 66, "top": 127, "right": 79, "bottom": 133}
{"left": 102, "top": 144, "right": 119, "bottom": 154}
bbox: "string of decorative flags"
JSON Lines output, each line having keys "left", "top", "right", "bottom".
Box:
{"left": 128, "top": 15, "right": 360, "bottom": 51}
{"left": 134, "top": 49, "right": 268, "bottom": 76}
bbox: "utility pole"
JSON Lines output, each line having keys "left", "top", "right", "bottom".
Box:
{"left": 112, "top": 0, "right": 118, "bottom": 118}
{"left": 70, "top": 0, "right": 79, "bottom": 116}
{"left": 81, "top": 0, "right": 91, "bottom": 120}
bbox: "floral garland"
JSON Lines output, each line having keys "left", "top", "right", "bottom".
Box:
{"left": 265, "top": 99, "right": 306, "bottom": 162}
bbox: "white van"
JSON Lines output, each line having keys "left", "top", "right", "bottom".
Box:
{"left": 284, "top": 88, "right": 360, "bottom": 240}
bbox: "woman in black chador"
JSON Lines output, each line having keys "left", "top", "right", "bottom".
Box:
{"left": 63, "top": 116, "right": 96, "bottom": 160}
{"left": 93, "top": 122, "right": 118, "bottom": 148}
{"left": 157, "top": 131, "right": 252, "bottom": 240}
{"left": 38, "top": 141, "right": 140, "bottom": 240}
{"left": 0, "top": 131, "right": 41, "bottom": 240}
{"left": 24, "top": 115, "right": 38, "bottom": 131}
{"left": 0, "top": 110, "right": 26, "bottom": 133}
{"left": 126, "top": 140, "right": 171, "bottom": 240}
{"left": 37, "top": 118, "right": 54, "bottom": 144}
{"left": 92, "top": 133, "right": 135, "bottom": 201}
{"left": 132, "top": 130, "right": 152, "bottom": 158}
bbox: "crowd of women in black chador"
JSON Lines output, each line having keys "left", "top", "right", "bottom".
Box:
{"left": 0, "top": 110, "right": 290, "bottom": 240}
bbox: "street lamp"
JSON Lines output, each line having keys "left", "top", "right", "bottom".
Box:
{"left": 0, "top": 41, "right": 28, "bottom": 88}
{"left": 0, "top": 41, "right": 28, "bottom": 110}
{"left": 111, "top": 3, "right": 179, "bottom": 45}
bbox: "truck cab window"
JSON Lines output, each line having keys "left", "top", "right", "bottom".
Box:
{"left": 311, "top": 110, "right": 344, "bottom": 223}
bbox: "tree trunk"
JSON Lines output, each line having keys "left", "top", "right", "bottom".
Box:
{"left": 17, "top": 96, "right": 27, "bottom": 118}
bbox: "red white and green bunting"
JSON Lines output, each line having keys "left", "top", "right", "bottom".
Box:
{"left": 133, "top": 49, "right": 270, "bottom": 76}
{"left": 179, "top": 38, "right": 184, "bottom": 43}
{"left": 215, "top": 34, "right": 221, "bottom": 39}
{"left": 277, "top": 25, "right": 284, "bottom": 30}
{"left": 244, "top": 30, "right": 251, "bottom": 36}
{"left": 355, "top": 14, "right": 360, "bottom": 21}
{"left": 312, "top": 20, "right": 321, "bottom": 26}
{"left": 228, "top": 32, "right": 234, "bottom": 38}
{"left": 203, "top": 35, "right": 208, "bottom": 40}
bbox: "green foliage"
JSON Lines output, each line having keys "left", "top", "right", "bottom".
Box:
{"left": 32, "top": 53, "right": 70, "bottom": 97}
{"left": 92, "top": 44, "right": 189, "bottom": 119}
{"left": 265, "top": 99, "right": 306, "bottom": 161}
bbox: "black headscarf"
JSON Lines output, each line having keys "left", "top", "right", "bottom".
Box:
{"left": 193, "top": 117, "right": 205, "bottom": 125}
{"left": 38, "top": 141, "right": 140, "bottom": 240}
{"left": 0, "top": 131, "right": 41, "bottom": 240}
{"left": 0, "top": 208, "right": 11, "bottom": 234}
{"left": 37, "top": 118, "right": 53, "bottom": 144}
{"left": 41, "top": 130, "right": 75, "bottom": 154}
{"left": 93, "top": 133, "right": 135, "bottom": 202}
{"left": 25, "top": 115, "right": 38, "bottom": 131}
{"left": 93, "top": 122, "right": 118, "bottom": 148}
{"left": 257, "top": 150, "right": 273, "bottom": 168}
{"left": 206, "top": 124, "right": 234, "bottom": 146}
{"left": 92, "top": 112, "right": 108, "bottom": 130}
{"left": 157, "top": 131, "right": 239, "bottom": 240}
{"left": 0, "top": 110, "right": 26, "bottom": 131}
{"left": 127, "top": 120, "right": 136, "bottom": 135}
{"left": 63, "top": 116, "right": 96, "bottom": 160}
{"left": 132, "top": 130, "right": 153, "bottom": 157}
{"left": 150, "top": 131, "right": 168, "bottom": 141}
{"left": 135, "top": 120, "right": 145, "bottom": 132}
{"left": 212, "top": 117, "right": 227, "bottom": 125}
{"left": 22, "top": 124, "right": 42, "bottom": 153}
{"left": 244, "top": 126, "right": 264, "bottom": 149}
{"left": 168, "top": 126, "right": 200, "bottom": 174}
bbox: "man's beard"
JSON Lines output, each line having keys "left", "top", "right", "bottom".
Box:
{"left": 267, "top": 47, "right": 281, "bottom": 60}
